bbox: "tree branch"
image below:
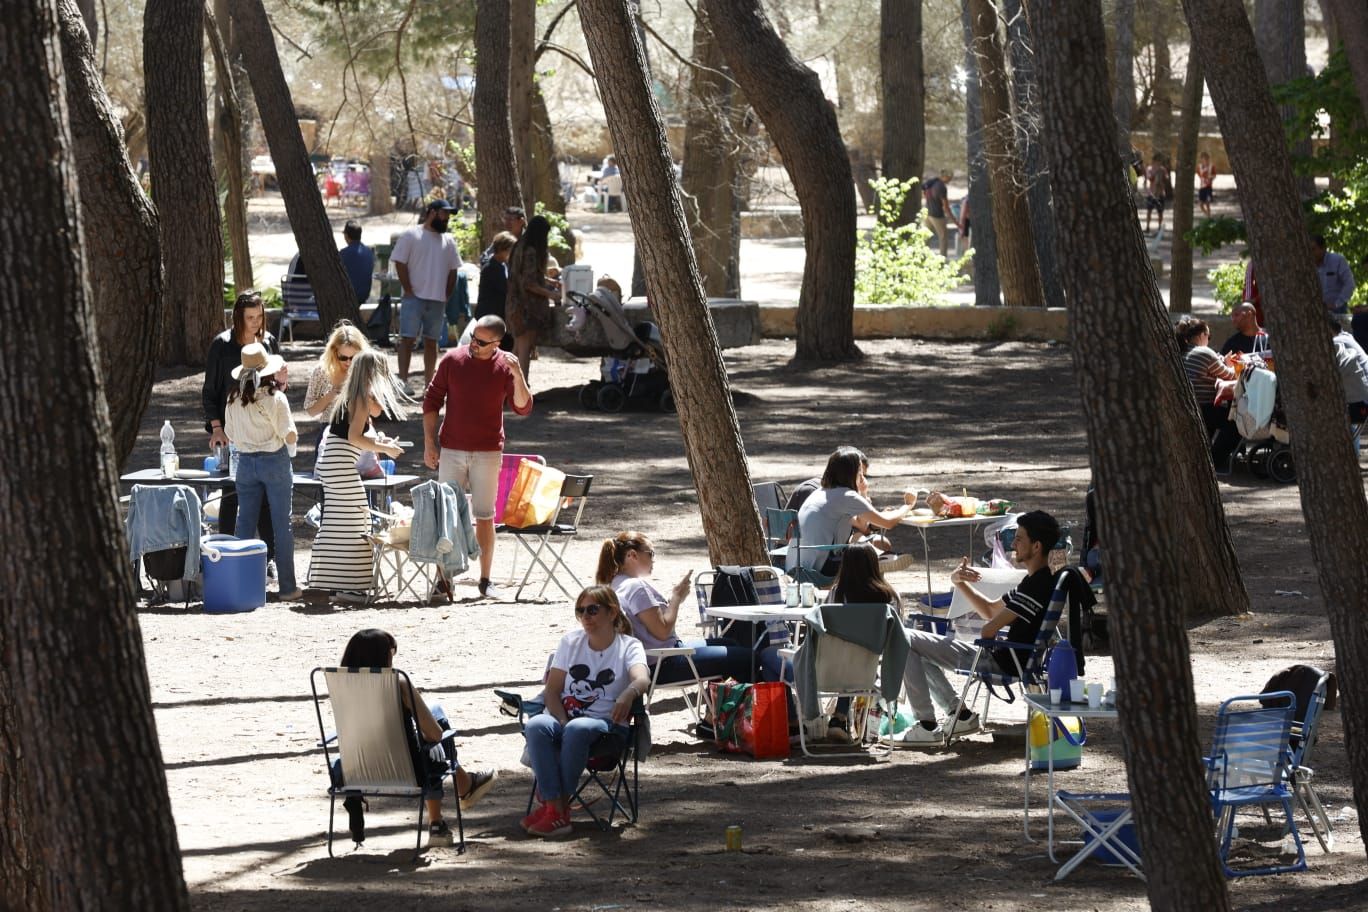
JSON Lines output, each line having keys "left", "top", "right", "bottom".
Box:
{"left": 539, "top": 42, "right": 596, "bottom": 80}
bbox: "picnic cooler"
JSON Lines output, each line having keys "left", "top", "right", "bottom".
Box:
{"left": 501, "top": 459, "right": 566, "bottom": 528}
{"left": 709, "top": 680, "right": 790, "bottom": 760}
{"left": 1028, "top": 710, "right": 1085, "bottom": 771}
{"left": 200, "top": 534, "right": 267, "bottom": 614}
{"left": 1087, "top": 809, "right": 1142, "bottom": 865}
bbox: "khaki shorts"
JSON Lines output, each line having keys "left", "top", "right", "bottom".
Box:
{"left": 438, "top": 448, "right": 503, "bottom": 520}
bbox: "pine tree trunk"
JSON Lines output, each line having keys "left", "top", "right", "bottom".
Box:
{"left": 1169, "top": 50, "right": 1202, "bottom": 313}
{"left": 961, "top": 0, "right": 1001, "bottom": 306}
{"left": 1035, "top": 7, "right": 1239, "bottom": 906}
{"left": 1325, "top": 0, "right": 1368, "bottom": 116}
{"left": 509, "top": 0, "right": 535, "bottom": 203}
{"left": 206, "top": 6, "right": 253, "bottom": 294}
{"left": 681, "top": 6, "right": 741, "bottom": 298}
{"left": 880, "top": 0, "right": 925, "bottom": 226}
{"left": 967, "top": 0, "right": 1044, "bottom": 308}
{"left": 1113, "top": 0, "right": 1137, "bottom": 150}
{"left": 1184, "top": 0, "right": 1368, "bottom": 856}
{"left": 228, "top": 0, "right": 358, "bottom": 332}
{"left": 1149, "top": 1, "right": 1173, "bottom": 157}
{"left": 577, "top": 0, "right": 768, "bottom": 567}
{"left": 703, "top": 0, "right": 859, "bottom": 360}
{"left": 55, "top": 0, "right": 162, "bottom": 466}
{"left": 1255, "top": 0, "right": 1314, "bottom": 199}
{"left": 0, "top": 2, "right": 190, "bottom": 907}
{"left": 369, "top": 141, "right": 394, "bottom": 216}
{"left": 144, "top": 0, "right": 223, "bottom": 367}
{"left": 475, "top": 0, "right": 525, "bottom": 249}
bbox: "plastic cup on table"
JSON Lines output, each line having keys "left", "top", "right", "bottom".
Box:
{"left": 1049, "top": 687, "right": 1062, "bottom": 705}
{"left": 379, "top": 459, "right": 396, "bottom": 475}
{"left": 1069, "top": 679, "right": 1087, "bottom": 703}
{"left": 1087, "top": 682, "right": 1104, "bottom": 708}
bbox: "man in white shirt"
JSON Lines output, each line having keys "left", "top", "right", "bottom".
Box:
{"left": 392, "top": 199, "right": 462, "bottom": 390}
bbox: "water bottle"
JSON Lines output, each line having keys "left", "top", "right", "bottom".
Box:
{"left": 159, "top": 420, "right": 178, "bottom": 477}
{"left": 228, "top": 444, "right": 240, "bottom": 480}
{"left": 1046, "top": 640, "right": 1078, "bottom": 695}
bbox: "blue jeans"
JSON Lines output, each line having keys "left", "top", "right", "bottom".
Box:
{"left": 235, "top": 447, "right": 296, "bottom": 593}
{"left": 654, "top": 637, "right": 753, "bottom": 685}
{"left": 524, "top": 713, "right": 626, "bottom": 802}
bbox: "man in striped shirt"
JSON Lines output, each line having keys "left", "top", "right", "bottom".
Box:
{"left": 896, "top": 511, "right": 1061, "bottom": 745}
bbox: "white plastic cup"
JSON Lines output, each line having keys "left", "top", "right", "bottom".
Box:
{"left": 1049, "top": 687, "right": 1062, "bottom": 705}
{"left": 800, "top": 582, "right": 816, "bottom": 607}
{"left": 1069, "top": 679, "right": 1087, "bottom": 703}
{"left": 784, "top": 582, "right": 800, "bottom": 608}
{"left": 1087, "top": 682, "right": 1103, "bottom": 708}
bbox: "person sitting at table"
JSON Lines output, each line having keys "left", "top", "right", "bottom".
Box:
{"left": 307, "top": 349, "right": 405, "bottom": 603}
{"left": 759, "top": 543, "right": 903, "bottom": 743}
{"left": 897, "top": 510, "right": 1060, "bottom": 745}
{"left": 596, "top": 532, "right": 752, "bottom": 686}
{"left": 790, "top": 446, "right": 919, "bottom": 578}
{"left": 520, "top": 585, "right": 648, "bottom": 838}
{"left": 223, "top": 343, "right": 301, "bottom": 600}
{"left": 302, "top": 321, "right": 382, "bottom": 478}
{"left": 1218, "top": 303, "right": 1269, "bottom": 357}
{"left": 1176, "top": 317, "right": 1240, "bottom": 475}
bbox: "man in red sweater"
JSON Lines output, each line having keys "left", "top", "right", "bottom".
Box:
{"left": 423, "top": 315, "right": 534, "bottom": 595}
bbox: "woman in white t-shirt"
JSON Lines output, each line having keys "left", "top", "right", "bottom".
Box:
{"left": 521, "top": 585, "right": 648, "bottom": 838}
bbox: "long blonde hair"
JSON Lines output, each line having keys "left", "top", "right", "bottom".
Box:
{"left": 322, "top": 320, "right": 371, "bottom": 382}
{"left": 329, "top": 349, "right": 406, "bottom": 425}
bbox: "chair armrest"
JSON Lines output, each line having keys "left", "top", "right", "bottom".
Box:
{"left": 646, "top": 646, "right": 698, "bottom": 658}
{"left": 975, "top": 637, "right": 1034, "bottom": 651}
{"left": 905, "top": 612, "right": 949, "bottom": 625}
{"left": 317, "top": 732, "right": 338, "bottom": 748}
{"left": 777, "top": 647, "right": 796, "bottom": 661}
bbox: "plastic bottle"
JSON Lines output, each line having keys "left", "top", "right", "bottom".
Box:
{"left": 228, "top": 443, "right": 240, "bottom": 480}
{"left": 1046, "top": 640, "right": 1078, "bottom": 695}
{"left": 159, "top": 420, "right": 179, "bottom": 477}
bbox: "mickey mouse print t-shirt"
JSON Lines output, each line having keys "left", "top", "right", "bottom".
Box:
{"left": 551, "top": 629, "right": 648, "bottom": 720}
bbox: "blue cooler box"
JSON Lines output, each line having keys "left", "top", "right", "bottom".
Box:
{"left": 201, "top": 534, "right": 267, "bottom": 613}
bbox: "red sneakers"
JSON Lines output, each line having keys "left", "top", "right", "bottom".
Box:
{"left": 523, "top": 802, "right": 572, "bottom": 838}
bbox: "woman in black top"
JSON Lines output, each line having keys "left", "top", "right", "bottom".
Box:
{"left": 475, "top": 232, "right": 517, "bottom": 352}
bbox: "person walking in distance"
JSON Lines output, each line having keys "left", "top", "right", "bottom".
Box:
{"left": 393, "top": 199, "right": 462, "bottom": 393}
{"left": 422, "top": 315, "right": 533, "bottom": 597}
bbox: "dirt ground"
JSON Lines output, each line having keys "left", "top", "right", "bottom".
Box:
{"left": 130, "top": 329, "right": 1365, "bottom": 911}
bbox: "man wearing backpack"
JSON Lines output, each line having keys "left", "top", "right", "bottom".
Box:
{"left": 922, "top": 170, "right": 953, "bottom": 258}
{"left": 1144, "top": 154, "right": 1170, "bottom": 235}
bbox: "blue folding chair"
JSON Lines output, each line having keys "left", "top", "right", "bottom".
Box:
{"left": 766, "top": 507, "right": 847, "bottom": 587}
{"left": 1274, "top": 671, "right": 1335, "bottom": 853}
{"left": 1204, "top": 691, "right": 1307, "bottom": 877}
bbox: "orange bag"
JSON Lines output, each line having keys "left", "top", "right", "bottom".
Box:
{"left": 709, "top": 680, "right": 790, "bottom": 759}
{"left": 502, "top": 459, "right": 566, "bottom": 528}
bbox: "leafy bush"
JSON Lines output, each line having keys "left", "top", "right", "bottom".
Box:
{"left": 1208, "top": 261, "right": 1246, "bottom": 315}
{"left": 449, "top": 215, "right": 481, "bottom": 262}
{"left": 535, "top": 202, "right": 574, "bottom": 265}
{"left": 1311, "top": 159, "right": 1368, "bottom": 309}
{"left": 855, "top": 177, "right": 964, "bottom": 306}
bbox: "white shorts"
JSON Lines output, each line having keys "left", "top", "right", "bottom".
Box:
{"left": 438, "top": 448, "right": 502, "bottom": 520}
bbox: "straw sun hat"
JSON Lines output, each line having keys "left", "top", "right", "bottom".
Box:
{"left": 231, "top": 342, "right": 285, "bottom": 379}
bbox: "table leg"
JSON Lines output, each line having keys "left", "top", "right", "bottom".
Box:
{"left": 1023, "top": 717, "right": 1035, "bottom": 842}
{"left": 918, "top": 527, "right": 932, "bottom": 598}
{"left": 1046, "top": 719, "right": 1059, "bottom": 863}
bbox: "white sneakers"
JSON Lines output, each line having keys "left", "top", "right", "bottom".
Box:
{"left": 944, "top": 711, "right": 982, "bottom": 737}
{"left": 894, "top": 723, "right": 945, "bottom": 745}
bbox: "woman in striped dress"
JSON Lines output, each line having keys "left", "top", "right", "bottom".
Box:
{"left": 308, "top": 350, "right": 405, "bottom": 600}
{"left": 1176, "top": 317, "right": 1240, "bottom": 474}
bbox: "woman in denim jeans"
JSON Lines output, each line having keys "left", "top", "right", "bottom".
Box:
{"left": 224, "top": 343, "right": 301, "bottom": 600}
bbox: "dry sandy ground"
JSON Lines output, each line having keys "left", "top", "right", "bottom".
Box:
{"left": 133, "top": 333, "right": 1364, "bottom": 912}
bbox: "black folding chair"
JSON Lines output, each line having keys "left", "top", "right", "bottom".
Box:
{"left": 497, "top": 474, "right": 593, "bottom": 601}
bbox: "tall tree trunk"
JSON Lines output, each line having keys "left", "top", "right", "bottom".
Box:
{"left": 880, "top": 0, "right": 925, "bottom": 226}
{"left": 961, "top": 0, "right": 1001, "bottom": 306}
{"left": 1325, "top": 0, "right": 1368, "bottom": 116}
{"left": 577, "top": 0, "right": 768, "bottom": 568}
{"left": 369, "top": 141, "right": 394, "bottom": 216}
{"left": 1149, "top": 0, "right": 1173, "bottom": 158}
{"left": 228, "top": 0, "right": 359, "bottom": 331}
{"left": 56, "top": 0, "right": 162, "bottom": 466}
{"left": 1169, "top": 49, "right": 1202, "bottom": 313}
{"left": 206, "top": 6, "right": 252, "bottom": 294}
{"left": 681, "top": 6, "right": 742, "bottom": 298}
{"left": 1184, "top": 0, "right": 1368, "bottom": 855}
{"left": 475, "top": 0, "right": 525, "bottom": 249}
{"left": 1006, "top": 0, "right": 1065, "bottom": 307}
{"left": 1035, "top": 6, "right": 1241, "bottom": 906}
{"left": 1113, "top": 0, "right": 1137, "bottom": 151}
{"left": 144, "top": 0, "right": 223, "bottom": 366}
{"left": 74, "top": 0, "right": 94, "bottom": 46}
{"left": 509, "top": 0, "right": 535, "bottom": 202}
{"left": 0, "top": 2, "right": 189, "bottom": 907}
{"left": 704, "top": 0, "right": 859, "bottom": 361}
{"left": 1255, "top": 0, "right": 1314, "bottom": 198}
{"left": 529, "top": 83, "right": 577, "bottom": 264}
{"left": 967, "top": 0, "right": 1044, "bottom": 307}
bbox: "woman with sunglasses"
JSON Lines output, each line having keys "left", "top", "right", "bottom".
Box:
{"left": 303, "top": 322, "right": 379, "bottom": 477}
{"left": 596, "top": 532, "right": 752, "bottom": 687}
{"left": 521, "top": 586, "right": 648, "bottom": 838}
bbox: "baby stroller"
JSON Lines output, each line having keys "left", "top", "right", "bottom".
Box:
{"left": 564, "top": 288, "right": 675, "bottom": 413}
{"left": 1229, "top": 356, "right": 1297, "bottom": 483}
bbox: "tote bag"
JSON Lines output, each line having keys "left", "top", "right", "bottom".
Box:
{"left": 502, "top": 459, "right": 566, "bottom": 528}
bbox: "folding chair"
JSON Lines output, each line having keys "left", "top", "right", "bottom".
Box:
{"left": 496, "top": 453, "right": 545, "bottom": 583}
{"left": 930, "top": 569, "right": 1074, "bottom": 747}
{"left": 310, "top": 666, "right": 465, "bottom": 857}
{"left": 766, "top": 507, "right": 847, "bottom": 587}
{"left": 643, "top": 646, "right": 718, "bottom": 725}
{"left": 752, "top": 481, "right": 787, "bottom": 524}
{"left": 127, "top": 483, "right": 205, "bottom": 608}
{"left": 1271, "top": 671, "right": 1336, "bottom": 853}
{"left": 781, "top": 602, "right": 903, "bottom": 757}
{"left": 494, "top": 689, "right": 645, "bottom": 830}
{"left": 363, "top": 517, "right": 446, "bottom": 605}
{"left": 498, "top": 474, "right": 593, "bottom": 601}
{"left": 694, "top": 565, "right": 788, "bottom": 651}
{"left": 1204, "top": 691, "right": 1307, "bottom": 877}
{"left": 279, "top": 266, "right": 318, "bottom": 343}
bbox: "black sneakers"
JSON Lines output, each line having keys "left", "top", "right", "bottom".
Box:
{"left": 428, "top": 818, "right": 455, "bottom": 846}
{"left": 343, "top": 795, "right": 366, "bottom": 844}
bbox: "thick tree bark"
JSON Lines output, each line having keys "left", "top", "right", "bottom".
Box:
{"left": 144, "top": 0, "right": 223, "bottom": 366}
{"left": 1149, "top": 0, "right": 1173, "bottom": 156}
{"left": 1169, "top": 49, "right": 1201, "bottom": 313}
{"left": 0, "top": 1, "right": 189, "bottom": 907}
{"left": 529, "top": 82, "right": 577, "bottom": 264}
{"left": 967, "top": 0, "right": 1044, "bottom": 307}
{"left": 509, "top": 0, "right": 535, "bottom": 203}
{"left": 1035, "top": 6, "right": 1240, "bottom": 907}
{"left": 1113, "top": 0, "right": 1137, "bottom": 151}
{"left": 228, "top": 0, "right": 358, "bottom": 332}
{"left": 704, "top": 0, "right": 859, "bottom": 360}
{"left": 961, "top": 0, "right": 1001, "bottom": 306}
{"left": 55, "top": 0, "right": 162, "bottom": 466}
{"left": 880, "top": 0, "right": 925, "bottom": 227}
{"left": 681, "top": 6, "right": 742, "bottom": 298}
{"left": 1325, "top": 0, "right": 1368, "bottom": 116}
{"left": 1006, "top": 0, "right": 1065, "bottom": 307}
{"left": 577, "top": 0, "right": 768, "bottom": 568}
{"left": 1255, "top": 0, "right": 1314, "bottom": 199}
{"left": 369, "top": 141, "right": 394, "bottom": 216}
{"left": 475, "top": 0, "right": 525, "bottom": 248}
{"left": 1185, "top": 0, "right": 1368, "bottom": 855}
{"left": 206, "top": 6, "right": 253, "bottom": 293}
{"left": 74, "top": 0, "right": 94, "bottom": 46}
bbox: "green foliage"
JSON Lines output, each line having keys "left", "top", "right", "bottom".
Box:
{"left": 448, "top": 215, "right": 481, "bottom": 263}
{"left": 1272, "top": 50, "right": 1368, "bottom": 177}
{"left": 1311, "top": 159, "right": 1368, "bottom": 308}
{"left": 986, "top": 313, "right": 1018, "bottom": 341}
{"left": 534, "top": 201, "right": 571, "bottom": 262}
{"left": 1208, "top": 262, "right": 1246, "bottom": 315}
{"left": 855, "top": 177, "right": 965, "bottom": 306}
{"left": 224, "top": 283, "right": 281, "bottom": 310}
{"left": 1186, "top": 216, "right": 1247, "bottom": 257}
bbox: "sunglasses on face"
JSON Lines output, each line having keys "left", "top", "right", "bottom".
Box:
{"left": 636, "top": 548, "right": 655, "bottom": 558}
{"left": 574, "top": 602, "right": 603, "bottom": 618}
{"left": 470, "top": 336, "right": 498, "bottom": 349}
{"left": 337, "top": 354, "right": 353, "bottom": 363}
